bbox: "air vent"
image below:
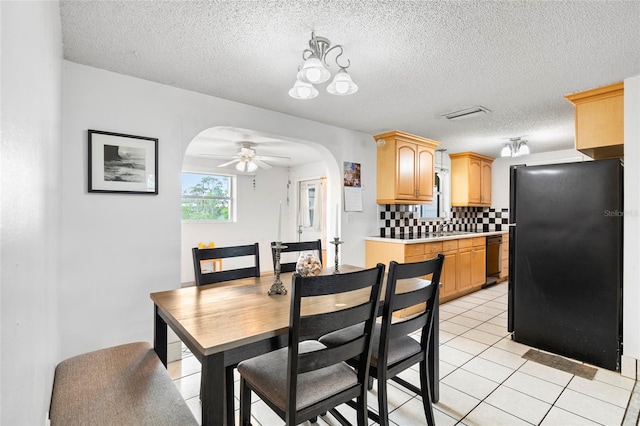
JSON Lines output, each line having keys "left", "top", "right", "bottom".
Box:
{"left": 442, "top": 106, "right": 491, "bottom": 120}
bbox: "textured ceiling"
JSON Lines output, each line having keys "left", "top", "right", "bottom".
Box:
{"left": 60, "top": 0, "right": 640, "bottom": 163}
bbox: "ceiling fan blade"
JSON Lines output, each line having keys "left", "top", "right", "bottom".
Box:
{"left": 253, "top": 159, "right": 273, "bottom": 169}
{"left": 254, "top": 155, "right": 291, "bottom": 162}
{"left": 217, "top": 159, "right": 241, "bottom": 168}
{"left": 198, "top": 153, "right": 235, "bottom": 158}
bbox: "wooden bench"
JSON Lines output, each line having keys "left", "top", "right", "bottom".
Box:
{"left": 49, "top": 342, "right": 198, "bottom": 426}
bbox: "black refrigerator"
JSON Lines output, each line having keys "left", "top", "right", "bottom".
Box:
{"left": 508, "top": 159, "right": 623, "bottom": 371}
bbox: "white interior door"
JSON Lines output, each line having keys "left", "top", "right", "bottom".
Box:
{"left": 297, "top": 178, "right": 326, "bottom": 262}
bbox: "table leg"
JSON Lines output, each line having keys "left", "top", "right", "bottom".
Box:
{"left": 429, "top": 298, "right": 439, "bottom": 402}
{"left": 201, "top": 352, "right": 228, "bottom": 426}
{"left": 154, "top": 305, "right": 168, "bottom": 367}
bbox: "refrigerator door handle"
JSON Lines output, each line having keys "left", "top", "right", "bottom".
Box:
{"left": 507, "top": 224, "right": 516, "bottom": 333}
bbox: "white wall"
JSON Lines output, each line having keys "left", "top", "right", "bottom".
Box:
{"left": 491, "top": 149, "right": 591, "bottom": 208}
{"left": 623, "top": 74, "right": 640, "bottom": 362}
{"left": 61, "top": 61, "right": 378, "bottom": 360}
{"left": 0, "top": 2, "right": 62, "bottom": 424}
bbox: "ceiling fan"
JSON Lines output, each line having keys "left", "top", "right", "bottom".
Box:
{"left": 202, "top": 143, "right": 291, "bottom": 172}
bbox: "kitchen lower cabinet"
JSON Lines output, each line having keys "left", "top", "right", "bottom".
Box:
{"left": 365, "top": 236, "right": 488, "bottom": 305}
{"left": 471, "top": 242, "right": 486, "bottom": 287}
{"left": 457, "top": 247, "right": 473, "bottom": 292}
{"left": 439, "top": 240, "right": 458, "bottom": 299}
{"left": 453, "top": 237, "right": 486, "bottom": 297}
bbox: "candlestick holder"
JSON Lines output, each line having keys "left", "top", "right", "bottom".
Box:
{"left": 268, "top": 242, "right": 288, "bottom": 295}
{"left": 330, "top": 237, "right": 343, "bottom": 274}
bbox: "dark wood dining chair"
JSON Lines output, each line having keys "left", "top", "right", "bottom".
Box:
{"left": 270, "top": 239, "right": 322, "bottom": 273}
{"left": 192, "top": 243, "right": 260, "bottom": 286}
{"left": 191, "top": 242, "right": 261, "bottom": 417}
{"left": 237, "top": 264, "right": 386, "bottom": 426}
{"left": 320, "top": 254, "right": 444, "bottom": 426}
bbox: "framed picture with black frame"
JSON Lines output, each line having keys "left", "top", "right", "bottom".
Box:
{"left": 88, "top": 129, "right": 158, "bottom": 194}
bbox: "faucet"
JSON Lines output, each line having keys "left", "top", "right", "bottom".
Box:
{"left": 437, "top": 220, "right": 451, "bottom": 233}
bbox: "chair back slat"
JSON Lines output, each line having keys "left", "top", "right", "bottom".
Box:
{"left": 298, "top": 267, "right": 383, "bottom": 297}
{"left": 391, "top": 285, "right": 435, "bottom": 311}
{"left": 389, "top": 310, "right": 429, "bottom": 339}
{"left": 297, "top": 336, "right": 366, "bottom": 374}
{"left": 391, "top": 258, "right": 442, "bottom": 280}
{"left": 272, "top": 239, "right": 322, "bottom": 273}
{"left": 192, "top": 243, "right": 260, "bottom": 286}
{"left": 299, "top": 304, "right": 371, "bottom": 340}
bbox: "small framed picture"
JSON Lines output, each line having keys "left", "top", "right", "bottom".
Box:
{"left": 88, "top": 130, "right": 158, "bottom": 194}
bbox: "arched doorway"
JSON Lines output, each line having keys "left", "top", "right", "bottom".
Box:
{"left": 179, "top": 126, "right": 338, "bottom": 285}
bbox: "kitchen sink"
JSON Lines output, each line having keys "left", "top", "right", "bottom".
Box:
{"left": 424, "top": 231, "right": 472, "bottom": 238}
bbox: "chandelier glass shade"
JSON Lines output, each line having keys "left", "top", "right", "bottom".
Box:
{"left": 298, "top": 55, "right": 331, "bottom": 84}
{"left": 501, "top": 137, "right": 530, "bottom": 157}
{"left": 289, "top": 32, "right": 358, "bottom": 99}
{"left": 288, "top": 79, "right": 319, "bottom": 100}
{"left": 327, "top": 69, "right": 358, "bottom": 95}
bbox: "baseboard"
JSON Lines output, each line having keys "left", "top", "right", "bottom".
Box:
{"left": 167, "top": 340, "right": 183, "bottom": 363}
{"left": 621, "top": 355, "right": 638, "bottom": 379}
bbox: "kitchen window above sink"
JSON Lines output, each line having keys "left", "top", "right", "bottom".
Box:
{"left": 419, "top": 150, "right": 450, "bottom": 220}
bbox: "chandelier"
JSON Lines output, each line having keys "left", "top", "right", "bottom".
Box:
{"left": 501, "top": 137, "right": 530, "bottom": 157}
{"left": 289, "top": 32, "right": 358, "bottom": 100}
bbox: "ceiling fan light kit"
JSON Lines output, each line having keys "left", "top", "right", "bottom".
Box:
{"left": 212, "top": 143, "right": 290, "bottom": 173}
{"left": 289, "top": 32, "right": 358, "bottom": 99}
{"left": 235, "top": 159, "right": 259, "bottom": 173}
{"left": 501, "top": 137, "right": 530, "bottom": 157}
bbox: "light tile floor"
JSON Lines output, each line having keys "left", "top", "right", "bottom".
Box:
{"left": 168, "top": 282, "right": 639, "bottom": 425}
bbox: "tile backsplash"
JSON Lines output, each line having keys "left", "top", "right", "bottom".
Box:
{"left": 378, "top": 205, "right": 509, "bottom": 237}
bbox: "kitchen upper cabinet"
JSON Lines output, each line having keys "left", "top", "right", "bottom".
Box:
{"left": 450, "top": 152, "right": 494, "bottom": 207}
{"left": 565, "top": 82, "right": 623, "bottom": 160}
{"left": 375, "top": 130, "right": 440, "bottom": 204}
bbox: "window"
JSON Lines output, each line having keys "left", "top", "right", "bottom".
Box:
{"left": 298, "top": 180, "right": 322, "bottom": 231}
{"left": 181, "top": 172, "right": 233, "bottom": 221}
{"left": 419, "top": 172, "right": 449, "bottom": 219}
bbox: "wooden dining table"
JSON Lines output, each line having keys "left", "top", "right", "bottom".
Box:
{"left": 150, "top": 265, "right": 440, "bottom": 426}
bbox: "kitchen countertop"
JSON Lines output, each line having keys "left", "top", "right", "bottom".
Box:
{"left": 365, "top": 230, "right": 507, "bottom": 244}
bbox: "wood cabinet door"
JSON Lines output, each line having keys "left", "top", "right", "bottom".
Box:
{"left": 471, "top": 246, "right": 486, "bottom": 287}
{"left": 481, "top": 160, "right": 492, "bottom": 205}
{"left": 457, "top": 249, "right": 472, "bottom": 291}
{"left": 500, "top": 234, "right": 509, "bottom": 279}
{"left": 416, "top": 144, "right": 434, "bottom": 201}
{"left": 575, "top": 91, "right": 624, "bottom": 150}
{"left": 395, "top": 141, "right": 417, "bottom": 199}
{"left": 440, "top": 251, "right": 458, "bottom": 298}
{"left": 468, "top": 158, "right": 482, "bottom": 204}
